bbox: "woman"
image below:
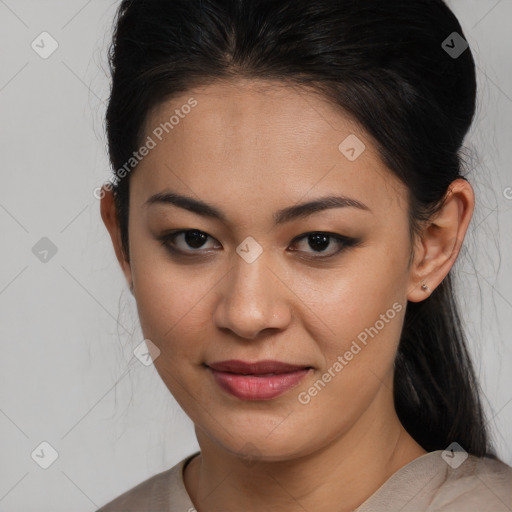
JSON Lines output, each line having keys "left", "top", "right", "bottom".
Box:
{"left": 97, "top": 0, "right": 512, "bottom": 510}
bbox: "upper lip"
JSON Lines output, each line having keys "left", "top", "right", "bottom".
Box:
{"left": 206, "top": 359, "right": 312, "bottom": 375}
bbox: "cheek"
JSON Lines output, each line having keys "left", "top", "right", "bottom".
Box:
{"left": 130, "top": 250, "right": 215, "bottom": 409}
{"left": 290, "top": 237, "right": 410, "bottom": 421}
{"left": 293, "top": 269, "right": 407, "bottom": 426}
{"left": 129, "top": 237, "right": 209, "bottom": 355}
{"left": 297, "top": 240, "right": 410, "bottom": 353}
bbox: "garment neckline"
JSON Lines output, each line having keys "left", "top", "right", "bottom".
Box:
{"left": 176, "top": 449, "right": 447, "bottom": 510}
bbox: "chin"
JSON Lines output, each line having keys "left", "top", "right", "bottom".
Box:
{"left": 200, "top": 415, "right": 323, "bottom": 463}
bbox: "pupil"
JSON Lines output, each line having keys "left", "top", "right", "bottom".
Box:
{"left": 309, "top": 234, "right": 329, "bottom": 252}
{"left": 185, "top": 230, "right": 207, "bottom": 248}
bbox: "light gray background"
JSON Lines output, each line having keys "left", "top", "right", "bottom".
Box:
{"left": 0, "top": 1, "right": 511, "bottom": 510}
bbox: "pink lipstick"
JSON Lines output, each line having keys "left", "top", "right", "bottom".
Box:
{"left": 206, "top": 360, "right": 312, "bottom": 400}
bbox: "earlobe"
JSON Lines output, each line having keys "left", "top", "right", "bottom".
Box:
{"left": 406, "top": 178, "right": 474, "bottom": 303}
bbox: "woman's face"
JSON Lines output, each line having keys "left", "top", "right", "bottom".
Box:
{"left": 113, "top": 79, "right": 420, "bottom": 460}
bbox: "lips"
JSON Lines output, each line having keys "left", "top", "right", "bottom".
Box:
{"left": 206, "top": 359, "right": 313, "bottom": 400}
{"left": 207, "top": 359, "right": 311, "bottom": 375}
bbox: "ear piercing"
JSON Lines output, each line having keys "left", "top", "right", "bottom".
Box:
{"left": 421, "top": 283, "right": 431, "bottom": 293}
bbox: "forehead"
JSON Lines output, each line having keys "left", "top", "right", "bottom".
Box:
{"left": 144, "top": 78, "right": 361, "bottom": 154}
{"left": 132, "top": 79, "right": 408, "bottom": 219}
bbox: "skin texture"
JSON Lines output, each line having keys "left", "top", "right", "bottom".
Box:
{"left": 101, "top": 79, "right": 475, "bottom": 512}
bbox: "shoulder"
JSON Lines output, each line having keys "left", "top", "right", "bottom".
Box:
{"left": 356, "top": 450, "right": 512, "bottom": 512}
{"left": 428, "top": 453, "right": 512, "bottom": 511}
{"left": 95, "top": 452, "right": 199, "bottom": 512}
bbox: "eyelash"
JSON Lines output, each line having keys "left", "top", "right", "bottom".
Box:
{"left": 158, "top": 229, "right": 360, "bottom": 260}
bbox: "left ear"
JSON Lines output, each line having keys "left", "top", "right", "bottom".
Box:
{"left": 407, "top": 178, "right": 474, "bottom": 302}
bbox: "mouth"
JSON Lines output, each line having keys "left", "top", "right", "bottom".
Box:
{"left": 205, "top": 360, "right": 313, "bottom": 400}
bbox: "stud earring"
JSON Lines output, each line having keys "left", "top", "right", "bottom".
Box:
{"left": 421, "top": 283, "right": 431, "bottom": 293}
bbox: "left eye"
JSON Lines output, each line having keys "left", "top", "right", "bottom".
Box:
{"left": 160, "top": 230, "right": 356, "bottom": 259}
{"left": 289, "top": 232, "right": 354, "bottom": 257}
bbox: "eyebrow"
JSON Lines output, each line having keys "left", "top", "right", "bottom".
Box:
{"left": 144, "top": 190, "right": 371, "bottom": 225}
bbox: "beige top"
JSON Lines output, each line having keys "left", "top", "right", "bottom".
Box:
{"left": 96, "top": 450, "right": 512, "bottom": 511}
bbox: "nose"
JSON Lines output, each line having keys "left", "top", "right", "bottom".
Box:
{"left": 212, "top": 253, "right": 293, "bottom": 340}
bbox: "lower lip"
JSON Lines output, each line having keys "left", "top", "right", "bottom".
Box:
{"left": 208, "top": 367, "right": 311, "bottom": 400}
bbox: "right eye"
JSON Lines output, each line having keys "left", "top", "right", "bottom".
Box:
{"left": 159, "top": 229, "right": 221, "bottom": 254}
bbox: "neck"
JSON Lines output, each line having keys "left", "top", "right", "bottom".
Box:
{"left": 183, "top": 384, "right": 427, "bottom": 512}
